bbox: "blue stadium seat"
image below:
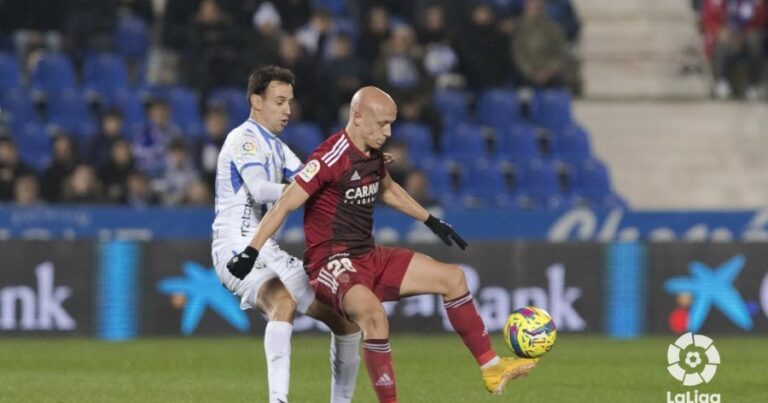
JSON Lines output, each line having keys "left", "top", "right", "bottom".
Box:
{"left": 83, "top": 53, "right": 130, "bottom": 99}
{"left": 393, "top": 122, "right": 434, "bottom": 158}
{"left": 529, "top": 88, "right": 573, "bottom": 134}
{"left": 16, "top": 122, "right": 52, "bottom": 171}
{"left": 47, "top": 89, "right": 98, "bottom": 139}
{"left": 115, "top": 14, "right": 149, "bottom": 59}
{"left": 0, "top": 87, "right": 39, "bottom": 132}
{"left": 281, "top": 122, "right": 324, "bottom": 158}
{"left": 0, "top": 52, "right": 21, "bottom": 93}
{"left": 30, "top": 52, "right": 78, "bottom": 94}
{"left": 106, "top": 89, "right": 146, "bottom": 136}
{"left": 496, "top": 124, "right": 540, "bottom": 162}
{"left": 575, "top": 158, "right": 626, "bottom": 208}
{"left": 476, "top": 88, "right": 520, "bottom": 131}
{"left": 553, "top": 124, "right": 591, "bottom": 164}
{"left": 441, "top": 123, "right": 489, "bottom": 164}
{"left": 466, "top": 159, "right": 519, "bottom": 208}
{"left": 207, "top": 87, "right": 249, "bottom": 129}
{"left": 167, "top": 86, "right": 204, "bottom": 137}
{"left": 519, "top": 159, "right": 564, "bottom": 209}
{"left": 432, "top": 90, "right": 469, "bottom": 127}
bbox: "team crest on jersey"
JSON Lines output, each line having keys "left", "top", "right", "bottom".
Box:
{"left": 299, "top": 160, "right": 321, "bottom": 182}
{"left": 240, "top": 140, "right": 257, "bottom": 156}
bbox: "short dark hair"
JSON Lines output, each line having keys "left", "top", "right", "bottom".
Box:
{"left": 246, "top": 65, "right": 295, "bottom": 107}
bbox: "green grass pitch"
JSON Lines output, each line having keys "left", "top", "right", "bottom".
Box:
{"left": 1, "top": 335, "right": 765, "bottom": 402}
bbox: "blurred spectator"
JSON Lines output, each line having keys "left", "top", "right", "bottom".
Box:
{"left": 0, "top": 137, "right": 34, "bottom": 202}
{"left": 182, "top": 179, "right": 213, "bottom": 205}
{"left": 89, "top": 109, "right": 125, "bottom": 168}
{"left": 455, "top": 4, "right": 511, "bottom": 90}
{"left": 398, "top": 95, "right": 442, "bottom": 149}
{"left": 187, "top": 0, "right": 245, "bottom": 93}
{"left": 373, "top": 25, "right": 430, "bottom": 102}
{"left": 359, "top": 6, "right": 392, "bottom": 66}
{"left": 198, "top": 105, "right": 228, "bottom": 189}
{"left": 126, "top": 170, "right": 159, "bottom": 207}
{"left": 544, "top": 0, "right": 582, "bottom": 43}
{"left": 64, "top": 0, "right": 118, "bottom": 60}
{"left": 323, "top": 34, "right": 368, "bottom": 122}
{"left": 382, "top": 139, "right": 413, "bottom": 185}
{"left": 296, "top": 8, "right": 335, "bottom": 59}
{"left": 276, "top": 35, "right": 326, "bottom": 127}
{"left": 155, "top": 139, "right": 199, "bottom": 205}
{"left": 404, "top": 170, "right": 439, "bottom": 208}
{"left": 273, "top": 0, "right": 312, "bottom": 32}
{"left": 702, "top": 0, "right": 767, "bottom": 100}
{"left": 133, "top": 98, "right": 181, "bottom": 179}
{"left": 248, "top": 2, "right": 283, "bottom": 68}
{"left": 512, "top": 0, "right": 569, "bottom": 88}
{"left": 10, "top": 0, "right": 67, "bottom": 59}
{"left": 61, "top": 164, "right": 102, "bottom": 203}
{"left": 417, "top": 4, "right": 451, "bottom": 44}
{"left": 14, "top": 174, "right": 43, "bottom": 206}
{"left": 41, "top": 135, "right": 78, "bottom": 203}
{"left": 99, "top": 139, "right": 134, "bottom": 203}
{"left": 417, "top": 4, "right": 460, "bottom": 85}
{"left": 162, "top": 0, "right": 202, "bottom": 51}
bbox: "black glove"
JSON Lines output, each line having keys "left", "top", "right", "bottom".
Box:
{"left": 424, "top": 214, "right": 468, "bottom": 250}
{"left": 226, "top": 246, "right": 259, "bottom": 280}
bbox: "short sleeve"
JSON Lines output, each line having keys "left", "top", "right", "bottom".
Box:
{"left": 295, "top": 158, "right": 336, "bottom": 196}
{"left": 233, "top": 137, "right": 269, "bottom": 172}
{"left": 281, "top": 143, "right": 304, "bottom": 182}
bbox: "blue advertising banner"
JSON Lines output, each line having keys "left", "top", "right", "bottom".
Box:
{"left": 1, "top": 206, "right": 768, "bottom": 241}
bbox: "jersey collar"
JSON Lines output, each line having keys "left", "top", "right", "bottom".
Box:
{"left": 247, "top": 119, "right": 277, "bottom": 139}
{"left": 342, "top": 128, "right": 379, "bottom": 160}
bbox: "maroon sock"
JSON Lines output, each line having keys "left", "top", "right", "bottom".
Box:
{"left": 444, "top": 292, "right": 496, "bottom": 366}
{"left": 362, "top": 338, "right": 397, "bottom": 403}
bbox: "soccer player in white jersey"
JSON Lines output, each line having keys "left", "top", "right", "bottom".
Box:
{"left": 212, "top": 66, "right": 361, "bottom": 403}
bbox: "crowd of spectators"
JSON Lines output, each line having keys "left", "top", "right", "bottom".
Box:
{"left": 0, "top": 0, "right": 582, "bottom": 207}
{"left": 694, "top": 0, "right": 768, "bottom": 100}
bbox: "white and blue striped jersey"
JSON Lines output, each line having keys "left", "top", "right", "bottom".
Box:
{"left": 211, "top": 118, "right": 303, "bottom": 255}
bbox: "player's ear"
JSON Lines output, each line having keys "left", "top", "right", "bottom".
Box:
{"left": 250, "top": 94, "right": 263, "bottom": 111}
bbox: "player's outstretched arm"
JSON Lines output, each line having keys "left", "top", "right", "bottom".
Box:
{"left": 379, "top": 171, "right": 468, "bottom": 249}
{"left": 226, "top": 182, "right": 310, "bottom": 279}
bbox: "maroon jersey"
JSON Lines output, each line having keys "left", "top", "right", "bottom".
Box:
{"left": 295, "top": 129, "right": 386, "bottom": 270}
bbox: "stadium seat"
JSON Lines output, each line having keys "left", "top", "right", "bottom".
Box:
{"left": 281, "top": 122, "right": 324, "bottom": 158}
{"left": 29, "top": 52, "right": 78, "bottom": 94}
{"left": 393, "top": 122, "right": 434, "bottom": 158}
{"left": 496, "top": 124, "right": 540, "bottom": 162}
{"left": 0, "top": 87, "right": 39, "bottom": 132}
{"left": 47, "top": 89, "right": 99, "bottom": 139}
{"left": 432, "top": 89, "right": 470, "bottom": 127}
{"left": 83, "top": 53, "right": 130, "bottom": 99}
{"left": 553, "top": 124, "right": 591, "bottom": 164}
{"left": 207, "top": 87, "right": 249, "bottom": 129}
{"left": 441, "top": 123, "right": 490, "bottom": 164}
{"left": 106, "top": 89, "right": 146, "bottom": 136}
{"left": 476, "top": 88, "right": 520, "bottom": 131}
{"left": 575, "top": 158, "right": 627, "bottom": 209}
{"left": 115, "top": 14, "right": 149, "bottom": 59}
{"left": 528, "top": 88, "right": 573, "bottom": 134}
{"left": 466, "top": 159, "right": 517, "bottom": 208}
{"left": 519, "top": 159, "right": 563, "bottom": 209}
{"left": 424, "top": 158, "right": 484, "bottom": 209}
{"left": 16, "top": 122, "right": 52, "bottom": 171}
{"left": 0, "top": 52, "right": 21, "bottom": 93}
{"left": 167, "top": 86, "right": 204, "bottom": 137}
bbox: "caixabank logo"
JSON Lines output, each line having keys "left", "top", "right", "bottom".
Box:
{"left": 664, "top": 254, "right": 766, "bottom": 333}
{"left": 665, "top": 333, "right": 721, "bottom": 403}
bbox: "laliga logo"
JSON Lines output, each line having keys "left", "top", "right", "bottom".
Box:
{"left": 666, "top": 333, "right": 721, "bottom": 403}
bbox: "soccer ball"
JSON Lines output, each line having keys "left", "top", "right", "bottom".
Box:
{"left": 503, "top": 306, "right": 557, "bottom": 358}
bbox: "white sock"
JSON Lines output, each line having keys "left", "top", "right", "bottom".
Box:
{"left": 265, "top": 321, "right": 293, "bottom": 403}
{"left": 330, "top": 331, "right": 362, "bottom": 403}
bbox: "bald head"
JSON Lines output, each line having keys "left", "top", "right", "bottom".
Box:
{"left": 349, "top": 86, "right": 396, "bottom": 118}
{"left": 346, "top": 86, "right": 397, "bottom": 152}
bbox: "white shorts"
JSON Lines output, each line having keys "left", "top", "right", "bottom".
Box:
{"left": 212, "top": 237, "right": 314, "bottom": 314}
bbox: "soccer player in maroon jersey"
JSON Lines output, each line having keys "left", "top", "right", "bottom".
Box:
{"left": 227, "top": 86, "right": 537, "bottom": 402}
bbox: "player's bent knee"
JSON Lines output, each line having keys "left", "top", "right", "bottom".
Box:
{"left": 443, "top": 264, "right": 468, "bottom": 296}
{"left": 257, "top": 279, "right": 297, "bottom": 322}
{"left": 357, "top": 309, "right": 389, "bottom": 338}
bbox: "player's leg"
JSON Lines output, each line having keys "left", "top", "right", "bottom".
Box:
{"left": 273, "top": 248, "right": 361, "bottom": 403}
{"left": 342, "top": 285, "right": 396, "bottom": 403}
{"left": 399, "top": 253, "right": 536, "bottom": 394}
{"left": 305, "top": 300, "right": 361, "bottom": 403}
{"left": 255, "top": 277, "right": 297, "bottom": 403}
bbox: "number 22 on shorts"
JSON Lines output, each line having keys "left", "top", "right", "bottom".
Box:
{"left": 318, "top": 258, "right": 356, "bottom": 293}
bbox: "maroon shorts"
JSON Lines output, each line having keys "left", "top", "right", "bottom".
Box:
{"left": 308, "top": 246, "right": 415, "bottom": 315}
